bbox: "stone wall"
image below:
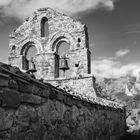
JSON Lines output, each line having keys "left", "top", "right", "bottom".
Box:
{"left": 45, "top": 75, "right": 97, "bottom": 97}
{"left": 0, "top": 63, "right": 126, "bottom": 140}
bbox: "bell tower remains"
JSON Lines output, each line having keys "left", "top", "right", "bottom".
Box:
{"left": 8, "top": 8, "right": 96, "bottom": 97}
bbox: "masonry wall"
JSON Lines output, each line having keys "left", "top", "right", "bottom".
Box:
{"left": 0, "top": 63, "right": 126, "bottom": 140}
{"left": 45, "top": 75, "right": 97, "bottom": 97}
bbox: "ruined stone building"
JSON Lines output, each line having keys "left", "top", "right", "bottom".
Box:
{"left": 0, "top": 8, "right": 126, "bottom": 140}
{"left": 8, "top": 8, "right": 94, "bottom": 97}
{"left": 9, "top": 8, "right": 90, "bottom": 79}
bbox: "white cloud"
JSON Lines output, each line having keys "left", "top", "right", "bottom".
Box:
{"left": 0, "top": 0, "right": 118, "bottom": 21}
{"left": 0, "top": 0, "right": 12, "bottom": 6}
{"left": 115, "top": 49, "right": 130, "bottom": 57}
{"left": 91, "top": 58, "right": 140, "bottom": 78}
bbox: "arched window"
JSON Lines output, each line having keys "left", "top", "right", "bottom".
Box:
{"left": 41, "top": 17, "right": 49, "bottom": 37}
{"left": 26, "top": 47, "right": 37, "bottom": 71}
{"left": 56, "top": 42, "right": 70, "bottom": 78}
{"left": 21, "top": 43, "right": 37, "bottom": 71}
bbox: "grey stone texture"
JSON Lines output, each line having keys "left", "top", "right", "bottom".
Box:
{"left": 46, "top": 75, "right": 97, "bottom": 97}
{"left": 0, "top": 63, "right": 125, "bottom": 140}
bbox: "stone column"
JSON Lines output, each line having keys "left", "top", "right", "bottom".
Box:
{"left": 35, "top": 53, "right": 58, "bottom": 80}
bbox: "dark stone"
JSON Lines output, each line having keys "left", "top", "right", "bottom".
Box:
{"left": 0, "top": 63, "right": 10, "bottom": 71}
{"left": 74, "top": 100, "right": 82, "bottom": 108}
{"left": 0, "top": 130, "right": 7, "bottom": 138}
{"left": 0, "top": 108, "right": 14, "bottom": 132}
{"left": 1, "top": 88, "right": 20, "bottom": 108}
{"left": 0, "top": 73, "right": 9, "bottom": 87}
{"left": 57, "top": 92, "right": 64, "bottom": 102}
{"left": 20, "top": 94, "right": 46, "bottom": 105}
{"left": 31, "top": 85, "right": 43, "bottom": 95}
{"left": 65, "top": 96, "right": 73, "bottom": 107}
{"left": 9, "top": 65, "right": 20, "bottom": 74}
{"left": 49, "top": 89, "right": 58, "bottom": 99}
{"left": 17, "top": 79, "right": 32, "bottom": 93}
{"left": 31, "top": 85, "right": 50, "bottom": 98}
{"left": 8, "top": 78, "right": 18, "bottom": 90}
{"left": 42, "top": 88, "right": 51, "bottom": 98}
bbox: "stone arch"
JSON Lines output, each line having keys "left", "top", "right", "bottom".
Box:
{"left": 18, "top": 38, "right": 43, "bottom": 55}
{"left": 46, "top": 32, "right": 76, "bottom": 52}
{"left": 20, "top": 42, "right": 36, "bottom": 56}
{"left": 18, "top": 39, "right": 43, "bottom": 71}
{"left": 52, "top": 37, "right": 70, "bottom": 53}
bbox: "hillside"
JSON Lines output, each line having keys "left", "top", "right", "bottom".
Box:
{"left": 95, "top": 76, "right": 140, "bottom": 134}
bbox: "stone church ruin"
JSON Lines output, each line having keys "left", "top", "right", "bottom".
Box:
{"left": 0, "top": 8, "right": 126, "bottom": 140}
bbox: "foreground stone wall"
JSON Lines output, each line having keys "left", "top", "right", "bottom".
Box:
{"left": 0, "top": 63, "right": 126, "bottom": 140}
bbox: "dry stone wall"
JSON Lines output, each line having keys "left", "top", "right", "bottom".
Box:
{"left": 0, "top": 63, "right": 126, "bottom": 140}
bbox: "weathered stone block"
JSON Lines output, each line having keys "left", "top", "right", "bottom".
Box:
{"left": 57, "top": 91, "right": 64, "bottom": 102}
{"left": 0, "top": 108, "right": 14, "bottom": 131}
{"left": 0, "top": 130, "right": 7, "bottom": 139}
{"left": 0, "top": 88, "right": 20, "bottom": 108}
{"left": 31, "top": 84, "right": 50, "bottom": 98}
{"left": 42, "top": 88, "right": 51, "bottom": 98}
{"left": 65, "top": 96, "right": 73, "bottom": 107}
{"left": 8, "top": 78, "right": 18, "bottom": 90}
{"left": 0, "top": 73, "right": 9, "bottom": 87}
{"left": 20, "top": 94, "right": 46, "bottom": 105}
{"left": 17, "top": 79, "right": 32, "bottom": 93}
{"left": 49, "top": 89, "right": 58, "bottom": 99}
{"left": 31, "top": 85, "right": 43, "bottom": 95}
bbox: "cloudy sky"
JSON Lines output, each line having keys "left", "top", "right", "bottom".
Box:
{"left": 0, "top": 0, "right": 140, "bottom": 78}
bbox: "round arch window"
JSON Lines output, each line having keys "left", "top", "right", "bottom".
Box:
{"left": 41, "top": 17, "right": 49, "bottom": 37}
{"left": 21, "top": 43, "right": 37, "bottom": 71}
{"left": 55, "top": 41, "right": 70, "bottom": 78}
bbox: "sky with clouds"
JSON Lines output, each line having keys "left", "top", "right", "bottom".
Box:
{"left": 0, "top": 0, "right": 140, "bottom": 78}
